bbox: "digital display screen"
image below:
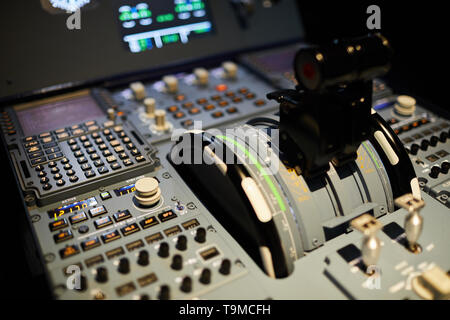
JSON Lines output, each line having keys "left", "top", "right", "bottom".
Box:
{"left": 15, "top": 94, "right": 104, "bottom": 136}
{"left": 48, "top": 197, "right": 98, "bottom": 219}
{"left": 116, "top": 0, "right": 214, "bottom": 53}
{"left": 114, "top": 184, "right": 136, "bottom": 196}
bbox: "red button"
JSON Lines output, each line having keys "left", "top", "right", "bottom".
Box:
{"left": 215, "top": 84, "right": 228, "bottom": 92}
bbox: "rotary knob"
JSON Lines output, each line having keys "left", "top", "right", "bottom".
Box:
{"left": 222, "top": 61, "right": 238, "bottom": 79}
{"left": 194, "top": 68, "right": 209, "bottom": 85}
{"left": 154, "top": 109, "right": 171, "bottom": 131}
{"left": 144, "top": 97, "right": 156, "bottom": 118}
{"left": 134, "top": 177, "right": 161, "bottom": 207}
{"left": 130, "top": 81, "right": 147, "bottom": 100}
{"left": 394, "top": 95, "right": 416, "bottom": 116}
{"left": 163, "top": 75, "right": 178, "bottom": 93}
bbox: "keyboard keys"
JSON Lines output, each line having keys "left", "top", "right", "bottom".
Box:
{"left": 89, "top": 206, "right": 107, "bottom": 218}
{"left": 59, "top": 244, "right": 80, "bottom": 259}
{"left": 54, "top": 229, "right": 73, "bottom": 243}
{"left": 94, "top": 216, "right": 113, "bottom": 229}
{"left": 69, "top": 211, "right": 88, "bottom": 225}
{"left": 49, "top": 218, "right": 68, "bottom": 231}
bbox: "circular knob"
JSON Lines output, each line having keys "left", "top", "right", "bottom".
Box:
{"left": 410, "top": 143, "right": 420, "bottom": 155}
{"left": 171, "top": 254, "right": 183, "bottom": 270}
{"left": 134, "top": 177, "right": 161, "bottom": 207}
{"left": 430, "top": 135, "right": 439, "bottom": 147}
{"left": 158, "top": 242, "right": 170, "bottom": 258}
{"left": 429, "top": 166, "right": 440, "bottom": 179}
{"left": 144, "top": 98, "right": 156, "bottom": 118}
{"left": 118, "top": 257, "right": 130, "bottom": 274}
{"left": 154, "top": 109, "right": 171, "bottom": 131}
{"left": 130, "top": 81, "right": 147, "bottom": 100}
{"left": 394, "top": 95, "right": 416, "bottom": 116}
{"left": 158, "top": 285, "right": 170, "bottom": 300}
{"left": 194, "top": 227, "right": 206, "bottom": 243}
{"left": 199, "top": 268, "right": 211, "bottom": 285}
{"left": 219, "top": 259, "right": 231, "bottom": 275}
{"left": 441, "top": 162, "right": 450, "bottom": 174}
{"left": 163, "top": 75, "right": 178, "bottom": 93}
{"left": 439, "top": 132, "right": 448, "bottom": 143}
{"left": 137, "top": 250, "right": 149, "bottom": 266}
{"left": 420, "top": 139, "right": 430, "bottom": 151}
{"left": 222, "top": 61, "right": 238, "bottom": 79}
{"left": 95, "top": 267, "right": 108, "bottom": 283}
{"left": 180, "top": 276, "right": 192, "bottom": 293}
{"left": 107, "top": 108, "right": 116, "bottom": 121}
{"left": 194, "top": 68, "right": 209, "bottom": 85}
{"left": 176, "top": 235, "right": 187, "bottom": 251}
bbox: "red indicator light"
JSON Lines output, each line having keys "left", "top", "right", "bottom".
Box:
{"left": 215, "top": 84, "right": 228, "bottom": 92}
{"left": 302, "top": 63, "right": 316, "bottom": 80}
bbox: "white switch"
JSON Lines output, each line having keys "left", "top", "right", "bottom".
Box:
{"left": 130, "top": 81, "right": 147, "bottom": 100}
{"left": 163, "top": 75, "right": 178, "bottom": 93}
{"left": 222, "top": 61, "right": 238, "bottom": 79}
{"left": 194, "top": 68, "right": 209, "bottom": 85}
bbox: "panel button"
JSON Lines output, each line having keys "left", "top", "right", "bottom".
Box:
{"left": 139, "top": 216, "right": 159, "bottom": 229}
{"left": 120, "top": 223, "right": 140, "bottom": 236}
{"left": 59, "top": 244, "right": 80, "bottom": 259}
{"left": 113, "top": 210, "right": 132, "bottom": 222}
{"left": 69, "top": 211, "right": 88, "bottom": 225}
{"left": 81, "top": 237, "right": 101, "bottom": 251}
{"left": 89, "top": 206, "right": 107, "bottom": 218}
{"left": 94, "top": 216, "right": 113, "bottom": 229}
{"left": 101, "top": 229, "right": 121, "bottom": 244}
{"left": 54, "top": 229, "right": 73, "bottom": 243}
{"left": 212, "top": 111, "right": 224, "bottom": 118}
{"left": 49, "top": 218, "right": 69, "bottom": 232}
{"left": 158, "top": 210, "right": 177, "bottom": 223}
{"left": 100, "top": 191, "right": 112, "bottom": 200}
{"left": 84, "top": 170, "right": 96, "bottom": 178}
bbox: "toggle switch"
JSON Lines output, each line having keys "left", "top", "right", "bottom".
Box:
{"left": 395, "top": 193, "right": 425, "bottom": 253}
{"left": 350, "top": 213, "right": 382, "bottom": 271}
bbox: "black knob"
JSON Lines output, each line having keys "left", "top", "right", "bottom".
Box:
{"left": 137, "top": 250, "right": 149, "bottom": 266}
{"left": 195, "top": 227, "right": 206, "bottom": 243}
{"left": 95, "top": 267, "right": 108, "bottom": 283}
{"left": 199, "top": 268, "right": 211, "bottom": 285}
{"left": 410, "top": 143, "right": 420, "bottom": 155}
{"left": 158, "top": 242, "right": 170, "bottom": 258}
{"left": 441, "top": 162, "right": 450, "bottom": 174}
{"left": 171, "top": 254, "right": 183, "bottom": 270}
{"left": 219, "top": 259, "right": 231, "bottom": 275}
{"left": 158, "top": 285, "right": 170, "bottom": 300}
{"left": 429, "top": 166, "right": 440, "bottom": 179}
{"left": 176, "top": 235, "right": 187, "bottom": 251}
{"left": 118, "top": 257, "right": 130, "bottom": 274}
{"left": 180, "top": 276, "right": 192, "bottom": 293}
{"left": 420, "top": 139, "right": 430, "bottom": 151}
{"left": 430, "top": 135, "right": 439, "bottom": 147}
{"left": 439, "top": 131, "right": 448, "bottom": 143}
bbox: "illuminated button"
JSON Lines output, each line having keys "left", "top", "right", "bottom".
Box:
{"left": 79, "top": 135, "right": 88, "bottom": 142}
{"left": 27, "top": 146, "right": 40, "bottom": 153}
{"left": 94, "top": 138, "right": 103, "bottom": 145}
{"left": 254, "top": 99, "right": 266, "bottom": 107}
{"left": 81, "top": 237, "right": 101, "bottom": 251}
{"left": 103, "top": 150, "right": 112, "bottom": 157}
{"left": 89, "top": 206, "right": 107, "bottom": 218}
{"left": 123, "top": 159, "right": 133, "bottom": 166}
{"left": 173, "top": 111, "right": 186, "bottom": 119}
{"left": 98, "top": 166, "right": 109, "bottom": 174}
{"left": 94, "top": 216, "right": 113, "bottom": 229}
{"left": 42, "top": 183, "right": 52, "bottom": 190}
{"left": 101, "top": 229, "right": 121, "bottom": 244}
{"left": 227, "top": 107, "right": 238, "bottom": 114}
{"left": 175, "top": 94, "right": 186, "bottom": 102}
{"left": 93, "top": 160, "right": 104, "bottom": 167}
{"left": 189, "top": 108, "right": 201, "bottom": 115}
{"left": 139, "top": 216, "right": 160, "bottom": 229}
{"left": 35, "top": 165, "right": 44, "bottom": 171}
{"left": 31, "top": 157, "right": 47, "bottom": 166}
{"left": 232, "top": 97, "right": 243, "bottom": 103}
{"left": 218, "top": 101, "right": 229, "bottom": 107}
{"left": 158, "top": 210, "right": 177, "bottom": 223}
{"left": 110, "top": 140, "right": 120, "bottom": 147}
{"left": 121, "top": 223, "right": 140, "bottom": 236}
{"left": 68, "top": 138, "right": 77, "bottom": 145}
{"left": 100, "top": 191, "right": 112, "bottom": 201}
{"left": 211, "top": 94, "right": 221, "bottom": 101}
{"left": 63, "top": 163, "right": 72, "bottom": 170}
{"left": 197, "top": 98, "right": 208, "bottom": 105}
{"left": 53, "top": 173, "right": 63, "bottom": 180}
{"left": 49, "top": 218, "right": 69, "bottom": 232}
{"left": 130, "top": 148, "right": 140, "bottom": 156}
{"left": 225, "top": 91, "right": 235, "bottom": 98}
{"left": 48, "top": 161, "right": 57, "bottom": 168}
{"left": 39, "top": 132, "right": 51, "bottom": 138}
{"left": 245, "top": 93, "right": 256, "bottom": 99}
{"left": 29, "top": 151, "right": 44, "bottom": 159}
{"left": 69, "top": 176, "right": 79, "bottom": 183}
{"left": 25, "top": 141, "right": 39, "bottom": 148}
{"left": 71, "top": 124, "right": 80, "bottom": 130}
{"left": 48, "top": 152, "right": 63, "bottom": 160}
{"left": 56, "top": 179, "right": 65, "bottom": 187}
{"left": 239, "top": 87, "right": 249, "bottom": 94}
{"left": 212, "top": 111, "right": 224, "bottom": 118}
{"left": 113, "top": 209, "right": 132, "bottom": 222}
{"left": 51, "top": 167, "right": 60, "bottom": 174}
{"left": 181, "top": 119, "right": 194, "bottom": 128}
{"left": 23, "top": 136, "right": 36, "bottom": 142}
{"left": 55, "top": 128, "right": 66, "bottom": 134}
{"left": 69, "top": 211, "right": 88, "bottom": 225}
{"left": 59, "top": 244, "right": 80, "bottom": 259}
{"left": 74, "top": 150, "right": 83, "bottom": 158}
{"left": 388, "top": 118, "right": 398, "bottom": 125}
{"left": 81, "top": 163, "right": 92, "bottom": 171}
{"left": 53, "top": 229, "right": 73, "bottom": 243}
{"left": 37, "top": 171, "right": 47, "bottom": 178}
{"left": 204, "top": 104, "right": 215, "bottom": 111}
{"left": 86, "top": 147, "right": 96, "bottom": 154}
{"left": 135, "top": 155, "right": 145, "bottom": 162}
{"left": 182, "top": 102, "right": 194, "bottom": 109}
{"left": 215, "top": 84, "right": 228, "bottom": 92}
